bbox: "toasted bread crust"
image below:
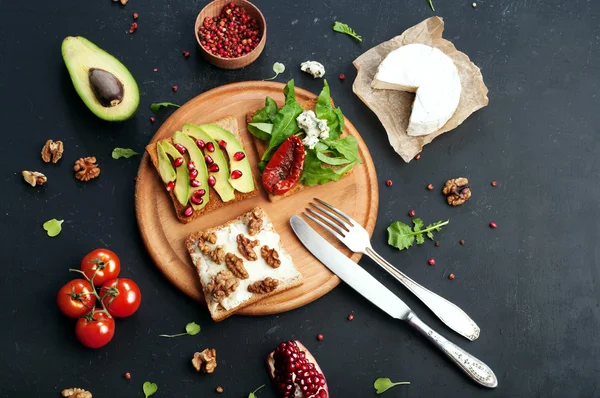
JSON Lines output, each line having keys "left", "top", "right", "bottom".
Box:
{"left": 145, "top": 116, "right": 259, "bottom": 223}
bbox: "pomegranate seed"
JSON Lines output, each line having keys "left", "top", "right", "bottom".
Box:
{"left": 206, "top": 142, "right": 215, "bottom": 152}
{"left": 415, "top": 154, "right": 421, "bottom": 160}
{"left": 196, "top": 139, "right": 206, "bottom": 149}
{"left": 208, "top": 176, "right": 216, "bottom": 186}
{"left": 193, "top": 189, "right": 206, "bottom": 197}
{"left": 339, "top": 73, "right": 345, "bottom": 80}
{"left": 183, "top": 51, "right": 190, "bottom": 57}
{"left": 218, "top": 139, "right": 227, "bottom": 149}
{"left": 149, "top": 117, "right": 155, "bottom": 123}
{"left": 190, "top": 179, "right": 202, "bottom": 188}
{"left": 172, "top": 85, "right": 178, "bottom": 92}
{"left": 347, "top": 314, "right": 354, "bottom": 321}
{"left": 231, "top": 170, "right": 243, "bottom": 179}
{"left": 449, "top": 273, "right": 455, "bottom": 280}
{"left": 190, "top": 195, "right": 203, "bottom": 205}
{"left": 233, "top": 151, "right": 245, "bottom": 161}
{"left": 490, "top": 222, "right": 497, "bottom": 228}
{"left": 187, "top": 161, "right": 195, "bottom": 170}
{"left": 316, "top": 334, "right": 323, "bottom": 341}
{"left": 428, "top": 258, "right": 435, "bottom": 266}
{"left": 385, "top": 179, "right": 392, "bottom": 187}
{"left": 491, "top": 180, "right": 498, "bottom": 187}
{"left": 173, "top": 157, "right": 184, "bottom": 167}
{"left": 208, "top": 164, "right": 220, "bottom": 172}
{"left": 189, "top": 169, "right": 199, "bottom": 179}
{"left": 124, "top": 372, "right": 131, "bottom": 380}
{"left": 205, "top": 154, "right": 214, "bottom": 165}
{"left": 408, "top": 209, "right": 416, "bottom": 217}
{"left": 460, "top": 239, "right": 465, "bottom": 245}
{"left": 175, "top": 143, "right": 187, "bottom": 154}
{"left": 132, "top": 13, "right": 138, "bottom": 20}
{"left": 153, "top": 68, "right": 158, "bottom": 72}
{"left": 427, "top": 183, "right": 434, "bottom": 190}
{"left": 184, "top": 206, "right": 194, "bottom": 217}
{"left": 165, "top": 181, "right": 175, "bottom": 192}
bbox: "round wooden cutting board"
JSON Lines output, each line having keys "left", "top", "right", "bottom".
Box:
{"left": 135, "top": 81, "right": 378, "bottom": 315}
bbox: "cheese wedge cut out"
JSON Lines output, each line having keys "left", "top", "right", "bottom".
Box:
{"left": 372, "top": 43, "right": 461, "bottom": 137}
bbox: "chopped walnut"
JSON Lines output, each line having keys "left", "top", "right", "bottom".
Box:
{"left": 61, "top": 388, "right": 92, "bottom": 398}
{"left": 209, "top": 245, "right": 225, "bottom": 264}
{"left": 261, "top": 246, "right": 281, "bottom": 268}
{"left": 237, "top": 234, "right": 259, "bottom": 261}
{"left": 247, "top": 208, "right": 263, "bottom": 236}
{"left": 248, "top": 277, "right": 279, "bottom": 294}
{"left": 119, "top": 0, "right": 129, "bottom": 4}
{"left": 73, "top": 157, "right": 100, "bottom": 182}
{"left": 198, "top": 242, "right": 211, "bottom": 255}
{"left": 200, "top": 231, "right": 217, "bottom": 244}
{"left": 41, "top": 139, "right": 64, "bottom": 163}
{"left": 21, "top": 171, "right": 47, "bottom": 187}
{"left": 216, "top": 386, "right": 224, "bottom": 393}
{"left": 442, "top": 177, "right": 472, "bottom": 206}
{"left": 192, "top": 348, "right": 217, "bottom": 373}
{"left": 225, "top": 252, "right": 249, "bottom": 279}
{"left": 205, "top": 270, "right": 239, "bottom": 302}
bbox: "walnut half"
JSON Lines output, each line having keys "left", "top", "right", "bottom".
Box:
{"left": 237, "top": 234, "right": 259, "bottom": 261}
{"left": 442, "top": 177, "right": 472, "bottom": 206}
{"left": 192, "top": 348, "right": 217, "bottom": 373}
{"left": 225, "top": 252, "right": 249, "bottom": 279}
{"left": 261, "top": 246, "right": 281, "bottom": 268}
{"left": 205, "top": 270, "right": 239, "bottom": 303}
{"left": 74, "top": 157, "right": 100, "bottom": 182}
{"left": 61, "top": 388, "right": 92, "bottom": 398}
{"left": 247, "top": 208, "right": 263, "bottom": 236}
{"left": 248, "top": 277, "right": 279, "bottom": 294}
{"left": 41, "top": 140, "right": 64, "bottom": 163}
{"left": 22, "top": 171, "right": 47, "bottom": 187}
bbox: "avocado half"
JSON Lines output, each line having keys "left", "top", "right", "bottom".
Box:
{"left": 62, "top": 36, "right": 139, "bottom": 121}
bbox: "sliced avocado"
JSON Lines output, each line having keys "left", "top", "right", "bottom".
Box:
{"left": 159, "top": 141, "right": 189, "bottom": 206}
{"left": 199, "top": 124, "right": 255, "bottom": 193}
{"left": 156, "top": 142, "right": 176, "bottom": 183}
{"left": 172, "top": 131, "right": 209, "bottom": 211}
{"left": 182, "top": 124, "right": 235, "bottom": 202}
{"left": 62, "top": 36, "right": 139, "bottom": 121}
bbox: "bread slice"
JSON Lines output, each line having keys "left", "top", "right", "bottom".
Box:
{"left": 145, "top": 116, "right": 258, "bottom": 223}
{"left": 246, "top": 99, "right": 355, "bottom": 203}
{"left": 186, "top": 207, "right": 303, "bottom": 322}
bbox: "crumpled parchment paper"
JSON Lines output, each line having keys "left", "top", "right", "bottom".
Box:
{"left": 353, "top": 17, "right": 489, "bottom": 162}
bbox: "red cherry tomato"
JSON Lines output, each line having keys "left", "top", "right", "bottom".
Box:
{"left": 75, "top": 311, "right": 115, "bottom": 349}
{"left": 56, "top": 279, "right": 97, "bottom": 318}
{"left": 80, "top": 249, "right": 121, "bottom": 286}
{"left": 100, "top": 278, "right": 142, "bottom": 318}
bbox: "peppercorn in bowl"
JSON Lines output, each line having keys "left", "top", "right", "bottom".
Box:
{"left": 195, "top": 0, "right": 266, "bottom": 69}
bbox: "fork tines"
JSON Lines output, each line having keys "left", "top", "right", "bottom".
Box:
{"left": 303, "top": 198, "right": 355, "bottom": 239}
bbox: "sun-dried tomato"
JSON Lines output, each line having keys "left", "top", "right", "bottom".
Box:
{"left": 262, "top": 136, "right": 305, "bottom": 195}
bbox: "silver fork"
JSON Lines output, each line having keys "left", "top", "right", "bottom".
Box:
{"left": 304, "top": 198, "right": 480, "bottom": 341}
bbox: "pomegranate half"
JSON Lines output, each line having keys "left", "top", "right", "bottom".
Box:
{"left": 267, "top": 340, "right": 329, "bottom": 398}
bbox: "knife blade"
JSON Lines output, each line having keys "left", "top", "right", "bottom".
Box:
{"left": 290, "top": 215, "right": 498, "bottom": 388}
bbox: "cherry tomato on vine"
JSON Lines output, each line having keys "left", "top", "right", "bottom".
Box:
{"left": 75, "top": 311, "right": 115, "bottom": 349}
{"left": 100, "top": 278, "right": 142, "bottom": 318}
{"left": 56, "top": 279, "right": 96, "bottom": 318}
{"left": 80, "top": 248, "right": 120, "bottom": 286}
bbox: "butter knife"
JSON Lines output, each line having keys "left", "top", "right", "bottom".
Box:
{"left": 290, "top": 215, "right": 498, "bottom": 388}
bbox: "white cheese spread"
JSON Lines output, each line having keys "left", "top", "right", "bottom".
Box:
{"left": 300, "top": 61, "right": 325, "bottom": 78}
{"left": 296, "top": 110, "right": 330, "bottom": 149}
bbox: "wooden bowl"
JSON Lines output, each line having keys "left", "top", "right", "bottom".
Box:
{"left": 194, "top": 0, "right": 266, "bottom": 70}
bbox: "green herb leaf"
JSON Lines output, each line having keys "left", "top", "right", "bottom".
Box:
{"left": 374, "top": 378, "right": 410, "bottom": 394}
{"left": 150, "top": 102, "right": 181, "bottom": 113}
{"left": 248, "top": 384, "right": 265, "bottom": 398}
{"left": 426, "top": 0, "right": 435, "bottom": 11}
{"left": 323, "top": 136, "right": 361, "bottom": 164}
{"left": 143, "top": 381, "right": 158, "bottom": 398}
{"left": 159, "top": 321, "right": 201, "bottom": 338}
{"left": 300, "top": 149, "right": 357, "bottom": 186}
{"left": 249, "top": 97, "right": 278, "bottom": 141}
{"left": 315, "top": 80, "right": 344, "bottom": 140}
{"left": 264, "top": 62, "right": 286, "bottom": 81}
{"left": 333, "top": 21, "right": 363, "bottom": 42}
{"left": 43, "top": 219, "right": 64, "bottom": 238}
{"left": 388, "top": 219, "right": 449, "bottom": 251}
{"left": 248, "top": 123, "right": 273, "bottom": 141}
{"left": 112, "top": 147, "right": 139, "bottom": 159}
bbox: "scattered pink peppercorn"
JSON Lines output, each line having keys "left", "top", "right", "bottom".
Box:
{"left": 172, "top": 85, "right": 178, "bottom": 92}
{"left": 408, "top": 209, "right": 416, "bottom": 217}
{"left": 459, "top": 239, "right": 465, "bottom": 245}
{"left": 427, "top": 183, "right": 434, "bottom": 190}
{"left": 491, "top": 180, "right": 498, "bottom": 187}
{"left": 183, "top": 50, "right": 190, "bottom": 57}
{"left": 449, "top": 273, "right": 455, "bottom": 280}
{"left": 124, "top": 372, "right": 131, "bottom": 380}
{"left": 428, "top": 258, "right": 435, "bottom": 266}
{"left": 415, "top": 154, "right": 421, "bottom": 160}
{"left": 132, "top": 12, "right": 139, "bottom": 20}
{"left": 385, "top": 179, "right": 392, "bottom": 187}
{"left": 347, "top": 314, "right": 354, "bottom": 321}
{"left": 435, "top": 241, "right": 440, "bottom": 247}
{"left": 153, "top": 68, "right": 158, "bottom": 72}
{"left": 339, "top": 73, "right": 345, "bottom": 80}
{"left": 317, "top": 334, "right": 324, "bottom": 341}
{"left": 150, "top": 117, "right": 155, "bottom": 123}
{"left": 490, "top": 222, "right": 497, "bottom": 229}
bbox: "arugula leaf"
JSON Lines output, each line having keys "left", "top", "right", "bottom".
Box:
{"left": 143, "top": 381, "right": 158, "bottom": 398}
{"left": 249, "top": 97, "right": 278, "bottom": 141}
{"left": 159, "top": 321, "right": 201, "bottom": 338}
{"left": 315, "top": 80, "right": 344, "bottom": 140}
{"left": 43, "top": 219, "right": 64, "bottom": 238}
{"left": 387, "top": 219, "right": 449, "bottom": 250}
{"left": 426, "top": 0, "right": 435, "bottom": 11}
{"left": 315, "top": 147, "right": 352, "bottom": 165}
{"left": 333, "top": 21, "right": 363, "bottom": 42}
{"left": 248, "top": 384, "right": 264, "bottom": 398}
{"left": 150, "top": 102, "right": 181, "bottom": 113}
{"left": 323, "top": 136, "right": 361, "bottom": 164}
{"left": 112, "top": 147, "right": 139, "bottom": 159}
{"left": 300, "top": 149, "right": 356, "bottom": 186}
{"left": 248, "top": 123, "right": 273, "bottom": 141}
{"left": 374, "top": 378, "right": 410, "bottom": 394}
{"left": 264, "top": 62, "right": 285, "bottom": 81}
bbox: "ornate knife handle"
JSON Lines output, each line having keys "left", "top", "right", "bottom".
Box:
{"left": 406, "top": 312, "right": 498, "bottom": 388}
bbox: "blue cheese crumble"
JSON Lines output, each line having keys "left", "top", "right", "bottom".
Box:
{"left": 300, "top": 61, "right": 325, "bottom": 78}
{"left": 296, "top": 110, "right": 330, "bottom": 149}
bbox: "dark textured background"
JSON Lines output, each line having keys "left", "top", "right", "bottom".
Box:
{"left": 1, "top": 0, "right": 599, "bottom": 397}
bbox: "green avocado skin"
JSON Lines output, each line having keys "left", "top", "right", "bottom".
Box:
{"left": 62, "top": 36, "right": 139, "bottom": 122}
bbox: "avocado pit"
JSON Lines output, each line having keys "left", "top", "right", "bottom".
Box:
{"left": 88, "top": 68, "right": 124, "bottom": 107}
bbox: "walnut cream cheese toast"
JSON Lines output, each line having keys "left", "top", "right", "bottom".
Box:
{"left": 246, "top": 79, "right": 362, "bottom": 202}
{"left": 145, "top": 116, "right": 258, "bottom": 223}
{"left": 186, "top": 207, "right": 302, "bottom": 321}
